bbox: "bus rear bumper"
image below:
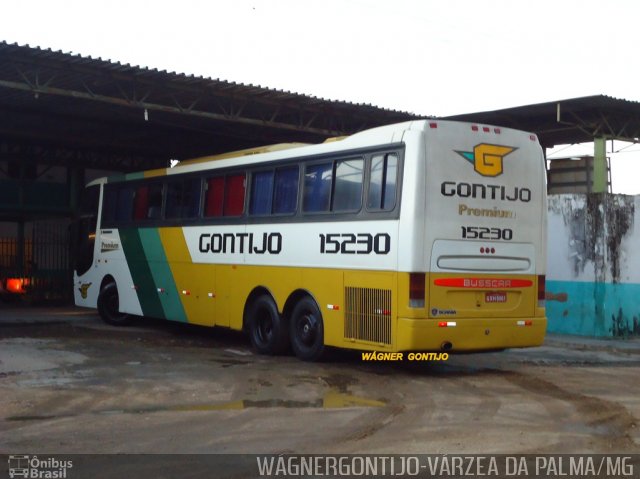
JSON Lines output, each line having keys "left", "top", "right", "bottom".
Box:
{"left": 396, "top": 317, "right": 547, "bottom": 352}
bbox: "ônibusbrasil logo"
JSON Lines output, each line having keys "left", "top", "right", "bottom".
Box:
{"left": 8, "top": 455, "right": 73, "bottom": 478}
{"left": 455, "top": 144, "right": 517, "bottom": 177}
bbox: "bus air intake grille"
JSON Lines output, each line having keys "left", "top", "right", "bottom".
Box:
{"left": 344, "top": 287, "right": 392, "bottom": 345}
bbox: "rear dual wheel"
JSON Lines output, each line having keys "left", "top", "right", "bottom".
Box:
{"left": 290, "top": 297, "right": 325, "bottom": 362}
{"left": 247, "top": 295, "right": 289, "bottom": 355}
{"left": 247, "top": 294, "right": 325, "bottom": 361}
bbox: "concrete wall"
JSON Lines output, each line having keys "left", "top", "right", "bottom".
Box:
{"left": 546, "top": 193, "right": 640, "bottom": 337}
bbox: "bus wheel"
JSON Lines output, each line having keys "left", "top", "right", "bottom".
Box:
{"left": 247, "top": 295, "right": 288, "bottom": 355}
{"left": 290, "top": 297, "right": 324, "bottom": 361}
{"left": 97, "top": 282, "right": 133, "bottom": 326}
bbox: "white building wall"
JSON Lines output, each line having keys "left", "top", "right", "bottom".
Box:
{"left": 546, "top": 194, "right": 639, "bottom": 336}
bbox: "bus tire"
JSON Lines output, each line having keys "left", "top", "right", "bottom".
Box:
{"left": 97, "top": 282, "right": 133, "bottom": 326}
{"left": 247, "top": 295, "right": 288, "bottom": 355}
{"left": 290, "top": 296, "right": 325, "bottom": 361}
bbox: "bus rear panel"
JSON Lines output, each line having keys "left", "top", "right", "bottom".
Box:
{"left": 396, "top": 121, "right": 546, "bottom": 352}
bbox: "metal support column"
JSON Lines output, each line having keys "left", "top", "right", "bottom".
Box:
{"left": 593, "top": 137, "right": 608, "bottom": 193}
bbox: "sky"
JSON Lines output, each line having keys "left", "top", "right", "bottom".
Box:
{"left": 1, "top": 0, "right": 639, "bottom": 193}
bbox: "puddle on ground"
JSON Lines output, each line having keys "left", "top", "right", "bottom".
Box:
{"left": 168, "top": 391, "right": 385, "bottom": 411}
{"left": 5, "top": 390, "right": 386, "bottom": 421}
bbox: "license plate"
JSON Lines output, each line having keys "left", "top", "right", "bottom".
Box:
{"left": 485, "top": 292, "right": 507, "bottom": 303}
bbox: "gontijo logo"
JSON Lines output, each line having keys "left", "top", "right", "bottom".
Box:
{"left": 455, "top": 144, "right": 517, "bottom": 177}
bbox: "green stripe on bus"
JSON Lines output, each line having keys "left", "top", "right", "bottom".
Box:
{"left": 105, "top": 173, "right": 126, "bottom": 183}
{"left": 138, "top": 228, "right": 188, "bottom": 323}
{"left": 125, "top": 172, "right": 145, "bottom": 181}
{"left": 119, "top": 228, "right": 165, "bottom": 319}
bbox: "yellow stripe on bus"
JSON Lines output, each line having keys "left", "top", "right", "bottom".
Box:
{"left": 144, "top": 168, "right": 167, "bottom": 178}
{"left": 158, "top": 227, "right": 216, "bottom": 327}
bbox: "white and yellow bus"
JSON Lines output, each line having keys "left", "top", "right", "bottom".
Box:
{"left": 73, "top": 120, "right": 547, "bottom": 361}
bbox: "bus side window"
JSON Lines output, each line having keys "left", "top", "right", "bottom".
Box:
{"left": 332, "top": 158, "right": 363, "bottom": 212}
{"left": 303, "top": 163, "right": 332, "bottom": 212}
{"left": 273, "top": 166, "right": 299, "bottom": 214}
{"left": 249, "top": 171, "right": 274, "bottom": 216}
{"left": 146, "top": 183, "right": 163, "bottom": 219}
{"left": 184, "top": 179, "right": 201, "bottom": 218}
{"left": 204, "top": 176, "right": 225, "bottom": 217}
{"left": 115, "top": 186, "right": 134, "bottom": 222}
{"left": 165, "top": 181, "right": 181, "bottom": 219}
{"left": 368, "top": 153, "right": 398, "bottom": 211}
{"left": 133, "top": 185, "right": 149, "bottom": 220}
{"left": 166, "top": 179, "right": 200, "bottom": 219}
{"left": 224, "top": 173, "right": 246, "bottom": 216}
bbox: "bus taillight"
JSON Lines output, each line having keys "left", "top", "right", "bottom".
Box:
{"left": 537, "top": 275, "right": 546, "bottom": 308}
{"left": 409, "top": 273, "right": 425, "bottom": 308}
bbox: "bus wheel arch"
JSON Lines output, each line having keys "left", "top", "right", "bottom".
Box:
{"left": 287, "top": 291, "right": 325, "bottom": 362}
{"left": 99, "top": 274, "right": 116, "bottom": 292}
{"left": 97, "top": 277, "right": 133, "bottom": 326}
{"left": 244, "top": 287, "right": 288, "bottom": 355}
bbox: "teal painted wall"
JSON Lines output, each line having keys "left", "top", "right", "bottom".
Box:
{"left": 547, "top": 280, "right": 640, "bottom": 337}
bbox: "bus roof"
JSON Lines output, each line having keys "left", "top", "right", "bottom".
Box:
{"left": 92, "top": 120, "right": 537, "bottom": 187}
{"left": 180, "top": 143, "right": 311, "bottom": 166}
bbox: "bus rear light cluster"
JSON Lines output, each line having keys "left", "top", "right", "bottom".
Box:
{"left": 470, "top": 125, "right": 502, "bottom": 134}
{"left": 409, "top": 273, "right": 426, "bottom": 308}
{"left": 537, "top": 274, "right": 546, "bottom": 307}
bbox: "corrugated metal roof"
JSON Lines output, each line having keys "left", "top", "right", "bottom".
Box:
{"left": 2, "top": 40, "right": 638, "bottom": 168}
{"left": 0, "top": 40, "right": 419, "bottom": 118}
{"left": 0, "top": 41, "right": 421, "bottom": 170}
{"left": 445, "top": 95, "right": 640, "bottom": 147}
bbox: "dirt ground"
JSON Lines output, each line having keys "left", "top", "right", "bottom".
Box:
{"left": 1, "top": 306, "right": 639, "bottom": 456}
